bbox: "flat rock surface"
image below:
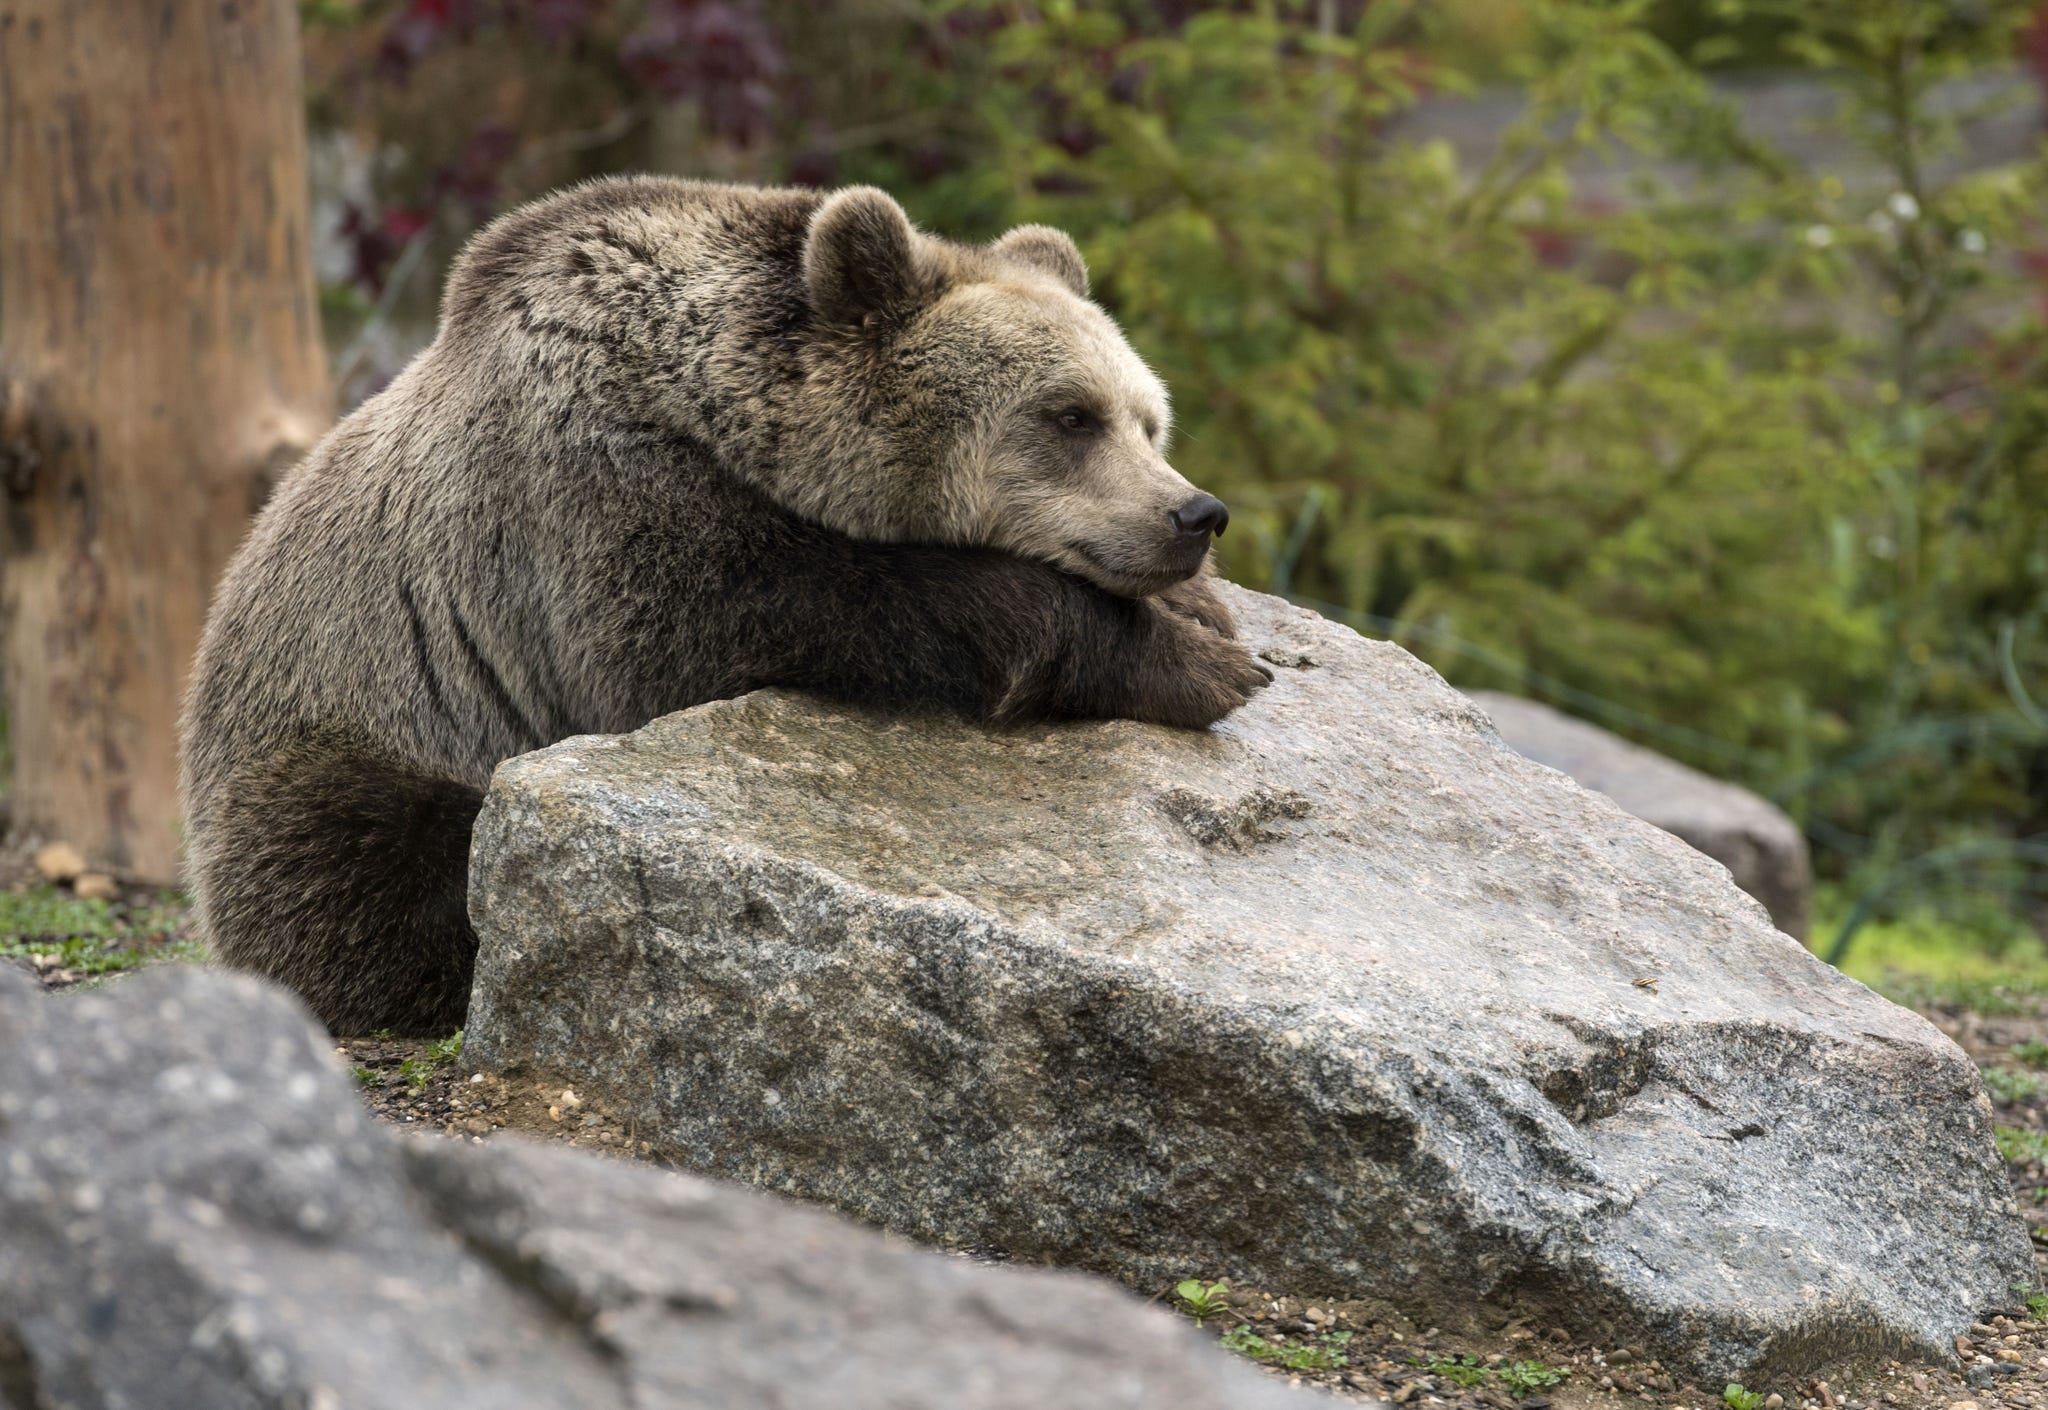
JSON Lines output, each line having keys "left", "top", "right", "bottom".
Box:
{"left": 0, "top": 964, "right": 1312, "bottom": 1410}
{"left": 466, "top": 584, "right": 2028, "bottom": 1383}
{"left": 1468, "top": 691, "right": 1813, "bottom": 937}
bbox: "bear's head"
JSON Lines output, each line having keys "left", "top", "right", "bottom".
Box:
{"left": 784, "top": 187, "right": 1227, "bottom": 597}
{"left": 440, "top": 179, "right": 1227, "bottom": 598}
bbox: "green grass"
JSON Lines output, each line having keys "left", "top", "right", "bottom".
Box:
{"left": 1996, "top": 1125, "right": 2048, "bottom": 1164}
{"left": 0, "top": 887, "right": 194, "bottom": 976}
{"left": 1811, "top": 892, "right": 2048, "bottom": 1014}
{"left": 1984, "top": 1067, "right": 2048, "bottom": 1103}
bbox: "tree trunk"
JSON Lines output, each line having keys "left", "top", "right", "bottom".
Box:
{"left": 0, "top": 0, "right": 331, "bottom": 882}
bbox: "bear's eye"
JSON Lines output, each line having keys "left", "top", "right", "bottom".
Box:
{"left": 1054, "top": 408, "right": 1100, "bottom": 435}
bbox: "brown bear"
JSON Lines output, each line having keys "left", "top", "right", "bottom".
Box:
{"left": 180, "top": 176, "right": 1268, "bottom": 1035}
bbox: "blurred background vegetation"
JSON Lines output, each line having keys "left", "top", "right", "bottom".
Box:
{"left": 301, "top": 0, "right": 2046, "bottom": 984}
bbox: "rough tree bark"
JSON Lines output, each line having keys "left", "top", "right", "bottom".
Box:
{"left": 0, "top": 1, "right": 331, "bottom": 882}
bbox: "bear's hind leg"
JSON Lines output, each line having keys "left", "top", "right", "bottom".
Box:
{"left": 193, "top": 739, "right": 483, "bottom": 1036}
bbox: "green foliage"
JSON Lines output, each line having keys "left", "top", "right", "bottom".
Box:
{"left": 1411, "top": 1352, "right": 1564, "bottom": 1396}
{"left": 1826, "top": 885, "right": 2048, "bottom": 992}
{"left": 1174, "top": 1278, "right": 1232, "bottom": 1324}
{"left": 1220, "top": 1326, "right": 1353, "bottom": 1371}
{"left": 1995, "top": 1124, "right": 2048, "bottom": 1164}
{"left": 351, "top": 1065, "right": 385, "bottom": 1087}
{"left": 0, "top": 888, "right": 191, "bottom": 975}
{"left": 1502, "top": 1361, "right": 1567, "bottom": 1397}
{"left": 1424, "top": 1353, "right": 1492, "bottom": 1388}
{"left": 901, "top": 0, "right": 2048, "bottom": 946}
{"left": 1983, "top": 1066, "right": 2047, "bottom": 1103}
{"left": 400, "top": 1029, "right": 464, "bottom": 1092}
{"left": 2015, "top": 1041, "right": 2048, "bottom": 1068}
{"left": 1725, "top": 1383, "right": 1765, "bottom": 1410}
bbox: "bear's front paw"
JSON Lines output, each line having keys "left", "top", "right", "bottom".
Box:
{"left": 1130, "top": 606, "right": 1272, "bottom": 730}
{"left": 1155, "top": 572, "right": 1237, "bottom": 639}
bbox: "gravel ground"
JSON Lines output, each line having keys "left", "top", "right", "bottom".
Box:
{"left": 9, "top": 849, "right": 2048, "bottom": 1405}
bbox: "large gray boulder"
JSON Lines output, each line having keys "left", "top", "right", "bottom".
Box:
{"left": 465, "top": 585, "right": 2027, "bottom": 1382}
{"left": 0, "top": 964, "right": 1309, "bottom": 1410}
{"left": 1468, "top": 690, "right": 1813, "bottom": 938}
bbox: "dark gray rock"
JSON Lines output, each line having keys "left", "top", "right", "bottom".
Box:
{"left": 467, "top": 584, "right": 2026, "bottom": 1382}
{"left": 0, "top": 965, "right": 1311, "bottom": 1410}
{"left": 1468, "top": 691, "right": 1813, "bottom": 937}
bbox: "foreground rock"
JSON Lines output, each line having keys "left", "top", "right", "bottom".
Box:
{"left": 0, "top": 965, "right": 1308, "bottom": 1410}
{"left": 467, "top": 584, "right": 2027, "bottom": 1382}
{"left": 1468, "top": 690, "right": 1813, "bottom": 938}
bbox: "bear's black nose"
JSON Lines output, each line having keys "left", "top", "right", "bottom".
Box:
{"left": 1169, "top": 493, "right": 1229, "bottom": 539}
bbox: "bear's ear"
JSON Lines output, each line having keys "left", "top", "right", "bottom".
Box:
{"left": 992, "top": 224, "right": 1088, "bottom": 299}
{"left": 804, "top": 186, "right": 926, "bottom": 328}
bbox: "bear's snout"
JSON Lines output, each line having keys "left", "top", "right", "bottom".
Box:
{"left": 1169, "top": 493, "right": 1230, "bottom": 541}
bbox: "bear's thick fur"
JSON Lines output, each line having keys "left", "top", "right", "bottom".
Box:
{"left": 181, "top": 176, "right": 1267, "bottom": 1034}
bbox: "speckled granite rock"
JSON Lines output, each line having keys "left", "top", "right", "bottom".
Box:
{"left": 0, "top": 964, "right": 1311, "bottom": 1410}
{"left": 465, "top": 583, "right": 2027, "bottom": 1382}
{"left": 1468, "top": 691, "right": 1813, "bottom": 938}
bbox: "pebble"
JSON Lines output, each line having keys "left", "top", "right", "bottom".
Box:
{"left": 1765, "top": 1396, "right": 1783, "bottom": 1409}
{"left": 1608, "top": 1350, "right": 1636, "bottom": 1365}
{"left": 33, "top": 843, "right": 85, "bottom": 883}
{"left": 72, "top": 872, "right": 118, "bottom": 901}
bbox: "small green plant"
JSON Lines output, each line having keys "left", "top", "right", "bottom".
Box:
{"left": 1996, "top": 1125, "right": 2048, "bottom": 1165}
{"left": 2015, "top": 1282, "right": 2048, "bottom": 1321}
{"left": 1425, "top": 1354, "right": 1491, "bottom": 1389}
{"left": 350, "top": 1065, "right": 384, "bottom": 1087}
{"left": 398, "top": 1028, "right": 466, "bottom": 1092}
{"left": 1502, "top": 1361, "right": 1566, "bottom": 1398}
{"left": 2015, "top": 1041, "right": 2048, "bottom": 1069}
{"left": 1725, "top": 1383, "right": 1764, "bottom": 1410}
{"left": 1984, "top": 1067, "right": 2047, "bottom": 1103}
{"left": 1174, "top": 1278, "right": 1231, "bottom": 1325}
{"left": 1220, "top": 1327, "right": 1353, "bottom": 1371}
